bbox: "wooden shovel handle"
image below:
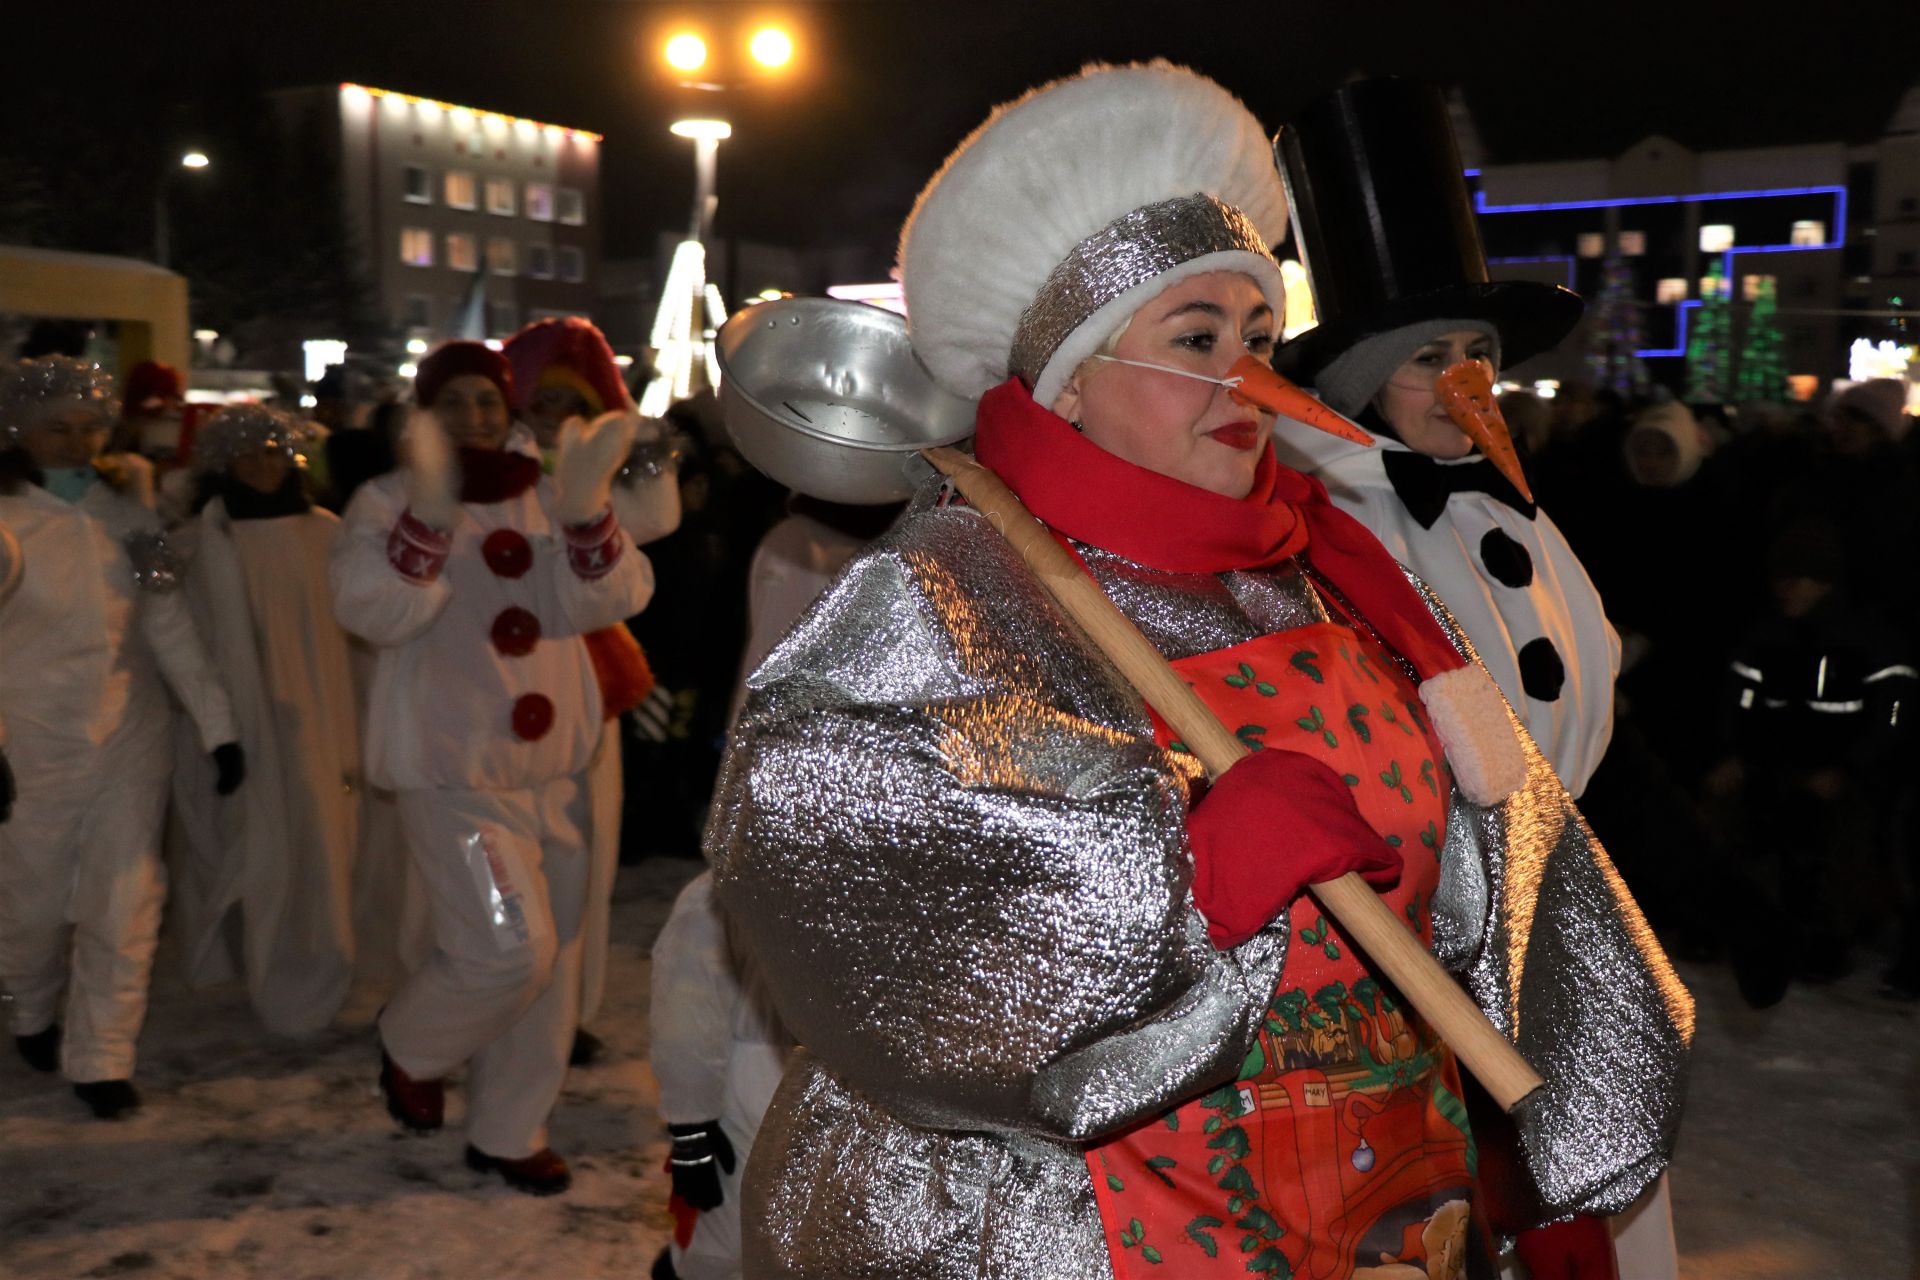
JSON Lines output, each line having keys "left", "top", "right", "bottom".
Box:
{"left": 922, "top": 446, "right": 1543, "bottom": 1112}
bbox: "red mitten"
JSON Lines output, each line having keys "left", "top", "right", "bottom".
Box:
{"left": 1186, "top": 748, "right": 1403, "bottom": 948}
{"left": 1513, "top": 1216, "right": 1619, "bottom": 1280}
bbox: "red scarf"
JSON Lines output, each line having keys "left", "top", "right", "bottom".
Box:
{"left": 972, "top": 379, "right": 1464, "bottom": 682}
{"left": 458, "top": 446, "right": 542, "bottom": 505}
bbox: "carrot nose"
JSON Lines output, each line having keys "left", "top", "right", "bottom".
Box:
{"left": 1434, "top": 361, "right": 1532, "bottom": 504}
{"left": 1225, "top": 356, "right": 1373, "bottom": 446}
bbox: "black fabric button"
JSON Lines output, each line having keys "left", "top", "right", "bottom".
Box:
{"left": 1479, "top": 528, "right": 1534, "bottom": 589}
{"left": 1518, "top": 637, "right": 1565, "bottom": 702}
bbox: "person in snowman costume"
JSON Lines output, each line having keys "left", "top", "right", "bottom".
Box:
{"left": 1270, "top": 78, "right": 1662, "bottom": 1280}
{"left": 331, "top": 340, "right": 654, "bottom": 1194}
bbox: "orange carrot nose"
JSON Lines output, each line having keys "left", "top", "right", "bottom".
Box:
{"left": 1435, "top": 361, "right": 1533, "bottom": 504}
{"left": 1225, "top": 356, "right": 1374, "bottom": 446}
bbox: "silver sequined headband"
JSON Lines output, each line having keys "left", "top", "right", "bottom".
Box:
{"left": 1008, "top": 193, "right": 1274, "bottom": 388}
{"left": 192, "top": 404, "right": 320, "bottom": 474}
{"left": 0, "top": 356, "right": 117, "bottom": 445}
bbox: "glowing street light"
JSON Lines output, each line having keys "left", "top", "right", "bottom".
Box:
{"left": 180, "top": 151, "right": 211, "bottom": 170}
{"left": 750, "top": 27, "right": 793, "bottom": 69}
{"left": 669, "top": 118, "right": 733, "bottom": 141}
{"left": 664, "top": 33, "right": 707, "bottom": 72}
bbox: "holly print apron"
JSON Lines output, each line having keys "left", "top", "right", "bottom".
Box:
{"left": 1089, "top": 620, "right": 1492, "bottom": 1280}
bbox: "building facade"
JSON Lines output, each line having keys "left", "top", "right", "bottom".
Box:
{"left": 1460, "top": 85, "right": 1920, "bottom": 396}
{"left": 274, "top": 83, "right": 604, "bottom": 358}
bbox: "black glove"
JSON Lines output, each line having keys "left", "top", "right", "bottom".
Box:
{"left": 667, "top": 1120, "right": 736, "bottom": 1211}
{"left": 0, "top": 746, "right": 13, "bottom": 825}
{"left": 212, "top": 742, "right": 247, "bottom": 796}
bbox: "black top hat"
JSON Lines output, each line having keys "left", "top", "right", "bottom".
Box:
{"left": 1273, "top": 77, "right": 1583, "bottom": 380}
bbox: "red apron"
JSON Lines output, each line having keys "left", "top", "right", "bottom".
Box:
{"left": 1089, "top": 620, "right": 1490, "bottom": 1280}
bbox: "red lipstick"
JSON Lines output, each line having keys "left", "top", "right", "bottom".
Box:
{"left": 1207, "top": 420, "right": 1260, "bottom": 451}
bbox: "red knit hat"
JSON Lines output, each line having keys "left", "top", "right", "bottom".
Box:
{"left": 415, "top": 341, "right": 515, "bottom": 408}
{"left": 502, "top": 317, "right": 630, "bottom": 416}
{"left": 122, "top": 361, "right": 185, "bottom": 415}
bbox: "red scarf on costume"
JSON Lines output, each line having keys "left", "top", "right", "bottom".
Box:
{"left": 971, "top": 378, "right": 1465, "bottom": 682}
{"left": 458, "top": 446, "right": 542, "bottom": 505}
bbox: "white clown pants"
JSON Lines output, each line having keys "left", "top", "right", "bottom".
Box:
{"left": 381, "top": 774, "right": 590, "bottom": 1159}
{"left": 0, "top": 739, "right": 172, "bottom": 1083}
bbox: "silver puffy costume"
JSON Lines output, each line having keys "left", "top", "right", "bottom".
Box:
{"left": 707, "top": 479, "right": 1693, "bottom": 1278}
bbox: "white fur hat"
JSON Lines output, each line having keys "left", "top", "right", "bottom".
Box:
{"left": 900, "top": 62, "right": 1289, "bottom": 407}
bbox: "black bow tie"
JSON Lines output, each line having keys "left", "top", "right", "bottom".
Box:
{"left": 1382, "top": 450, "right": 1537, "bottom": 530}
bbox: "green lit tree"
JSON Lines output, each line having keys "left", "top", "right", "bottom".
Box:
{"left": 1583, "top": 255, "right": 1650, "bottom": 397}
{"left": 1734, "top": 276, "right": 1786, "bottom": 402}
{"left": 1686, "top": 257, "right": 1732, "bottom": 402}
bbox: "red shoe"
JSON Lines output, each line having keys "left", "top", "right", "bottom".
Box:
{"left": 379, "top": 1050, "right": 443, "bottom": 1134}
{"left": 465, "top": 1145, "right": 572, "bottom": 1196}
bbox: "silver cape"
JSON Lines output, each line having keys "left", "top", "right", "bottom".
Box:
{"left": 707, "top": 483, "right": 1692, "bottom": 1279}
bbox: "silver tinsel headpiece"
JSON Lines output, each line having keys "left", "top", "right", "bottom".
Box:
{"left": 0, "top": 356, "right": 118, "bottom": 445}
{"left": 192, "top": 403, "right": 321, "bottom": 474}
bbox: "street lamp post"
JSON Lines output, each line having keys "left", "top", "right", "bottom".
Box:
{"left": 641, "top": 26, "right": 794, "bottom": 415}
{"left": 155, "top": 151, "right": 211, "bottom": 270}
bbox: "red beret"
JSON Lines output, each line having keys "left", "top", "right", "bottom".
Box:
{"left": 415, "top": 341, "right": 516, "bottom": 409}
{"left": 122, "top": 361, "right": 185, "bottom": 414}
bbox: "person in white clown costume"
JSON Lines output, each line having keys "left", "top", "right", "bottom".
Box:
{"left": 0, "top": 356, "right": 244, "bottom": 1120}
{"left": 1269, "top": 80, "right": 1661, "bottom": 1280}
{"left": 503, "top": 316, "right": 680, "bottom": 1069}
{"left": 168, "top": 403, "right": 377, "bottom": 1038}
{"left": 331, "top": 340, "right": 654, "bottom": 1194}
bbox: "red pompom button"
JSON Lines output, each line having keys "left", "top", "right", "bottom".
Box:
{"left": 491, "top": 606, "right": 542, "bottom": 657}
{"left": 482, "top": 528, "right": 533, "bottom": 579}
{"left": 511, "top": 693, "right": 555, "bottom": 742}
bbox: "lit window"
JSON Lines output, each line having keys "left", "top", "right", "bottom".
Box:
{"left": 1698, "top": 274, "right": 1728, "bottom": 299}
{"left": 486, "top": 177, "right": 516, "bottom": 216}
{"left": 447, "top": 233, "right": 479, "bottom": 272}
{"left": 1699, "top": 224, "right": 1735, "bottom": 253}
{"left": 557, "top": 245, "right": 585, "bottom": 282}
{"left": 557, "top": 187, "right": 585, "bottom": 226}
{"left": 1742, "top": 274, "right": 1776, "bottom": 302}
{"left": 525, "top": 183, "right": 555, "bottom": 222}
{"left": 403, "top": 164, "right": 432, "bottom": 204}
{"left": 1655, "top": 277, "right": 1688, "bottom": 304}
{"left": 400, "top": 227, "right": 434, "bottom": 267}
{"left": 1617, "top": 230, "right": 1646, "bottom": 256}
{"left": 487, "top": 237, "right": 517, "bottom": 276}
{"left": 445, "top": 171, "right": 477, "bottom": 210}
{"left": 1790, "top": 220, "right": 1826, "bottom": 246}
{"left": 1576, "top": 232, "right": 1605, "bottom": 259}
{"left": 489, "top": 301, "right": 518, "bottom": 336}
{"left": 403, "top": 295, "right": 432, "bottom": 328}
{"left": 527, "top": 243, "right": 554, "bottom": 279}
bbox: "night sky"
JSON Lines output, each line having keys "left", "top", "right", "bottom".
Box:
{"left": 10, "top": 0, "right": 1917, "bottom": 260}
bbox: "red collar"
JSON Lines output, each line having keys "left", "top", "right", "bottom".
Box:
{"left": 458, "top": 446, "right": 541, "bottom": 505}
{"left": 970, "top": 379, "right": 1465, "bottom": 682}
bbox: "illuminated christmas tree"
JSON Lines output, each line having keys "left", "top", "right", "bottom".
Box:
{"left": 1685, "top": 257, "right": 1732, "bottom": 403}
{"left": 1734, "top": 276, "right": 1786, "bottom": 402}
{"left": 1583, "top": 255, "right": 1650, "bottom": 397}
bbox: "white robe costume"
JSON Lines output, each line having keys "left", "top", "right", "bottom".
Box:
{"left": 1272, "top": 429, "right": 1620, "bottom": 797}
{"left": 171, "top": 496, "right": 418, "bottom": 1036}
{"left": 331, "top": 462, "right": 652, "bottom": 1158}
{"left": 0, "top": 479, "right": 235, "bottom": 1081}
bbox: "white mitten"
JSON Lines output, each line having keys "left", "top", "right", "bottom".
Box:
{"left": 554, "top": 411, "right": 639, "bottom": 527}
{"left": 401, "top": 407, "right": 461, "bottom": 532}
{"left": 610, "top": 416, "right": 682, "bottom": 545}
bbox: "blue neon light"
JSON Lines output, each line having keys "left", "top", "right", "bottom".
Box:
{"left": 1474, "top": 183, "right": 1846, "bottom": 215}
{"left": 1635, "top": 299, "right": 1700, "bottom": 359}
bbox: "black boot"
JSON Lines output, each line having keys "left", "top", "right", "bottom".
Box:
{"left": 73, "top": 1079, "right": 141, "bottom": 1119}
{"left": 14, "top": 1025, "right": 59, "bottom": 1073}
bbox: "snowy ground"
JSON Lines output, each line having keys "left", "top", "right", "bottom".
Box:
{"left": 1, "top": 855, "right": 1913, "bottom": 1279}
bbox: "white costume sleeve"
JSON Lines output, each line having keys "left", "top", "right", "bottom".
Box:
{"left": 141, "top": 576, "right": 238, "bottom": 751}
{"left": 650, "top": 872, "right": 740, "bottom": 1125}
{"left": 330, "top": 479, "right": 455, "bottom": 648}
{"left": 530, "top": 488, "right": 656, "bottom": 637}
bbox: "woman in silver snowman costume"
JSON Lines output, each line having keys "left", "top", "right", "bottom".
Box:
{"left": 709, "top": 63, "right": 1690, "bottom": 1279}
